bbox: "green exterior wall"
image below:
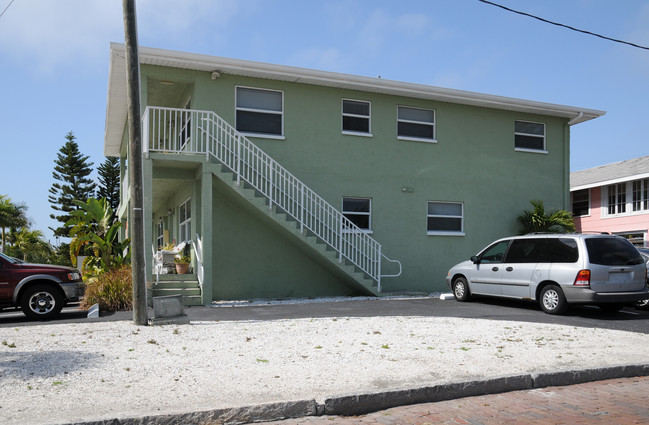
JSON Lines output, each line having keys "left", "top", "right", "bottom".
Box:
{"left": 137, "top": 64, "right": 572, "bottom": 299}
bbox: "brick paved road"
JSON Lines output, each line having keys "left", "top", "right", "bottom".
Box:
{"left": 264, "top": 376, "right": 649, "bottom": 424}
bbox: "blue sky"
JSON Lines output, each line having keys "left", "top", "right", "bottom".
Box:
{"left": 1, "top": 0, "right": 648, "bottom": 244}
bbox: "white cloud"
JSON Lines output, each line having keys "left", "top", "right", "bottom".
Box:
{"left": 0, "top": 0, "right": 242, "bottom": 73}
{"left": 0, "top": 1, "right": 122, "bottom": 73}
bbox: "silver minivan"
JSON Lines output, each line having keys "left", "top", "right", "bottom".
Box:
{"left": 445, "top": 234, "right": 649, "bottom": 314}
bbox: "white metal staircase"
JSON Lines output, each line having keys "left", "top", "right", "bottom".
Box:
{"left": 143, "top": 106, "right": 401, "bottom": 292}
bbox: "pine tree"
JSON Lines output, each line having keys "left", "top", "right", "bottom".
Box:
{"left": 48, "top": 131, "right": 96, "bottom": 238}
{"left": 97, "top": 157, "right": 121, "bottom": 219}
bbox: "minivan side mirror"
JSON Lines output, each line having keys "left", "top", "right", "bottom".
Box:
{"left": 470, "top": 255, "right": 480, "bottom": 264}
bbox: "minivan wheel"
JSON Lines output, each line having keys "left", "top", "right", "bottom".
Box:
{"left": 452, "top": 277, "right": 471, "bottom": 302}
{"left": 539, "top": 285, "right": 567, "bottom": 315}
{"left": 20, "top": 284, "right": 64, "bottom": 320}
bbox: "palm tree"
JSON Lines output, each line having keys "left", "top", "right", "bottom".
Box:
{"left": 517, "top": 200, "right": 576, "bottom": 234}
{"left": 0, "top": 195, "right": 29, "bottom": 253}
{"left": 15, "top": 228, "right": 52, "bottom": 263}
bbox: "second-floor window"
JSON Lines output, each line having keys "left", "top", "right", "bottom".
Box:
{"left": 571, "top": 189, "right": 590, "bottom": 217}
{"left": 342, "top": 99, "right": 371, "bottom": 135}
{"left": 633, "top": 179, "right": 649, "bottom": 212}
{"left": 236, "top": 87, "right": 283, "bottom": 137}
{"left": 608, "top": 183, "right": 626, "bottom": 215}
{"left": 606, "top": 179, "right": 649, "bottom": 216}
{"left": 397, "top": 106, "right": 435, "bottom": 142}
{"left": 515, "top": 120, "right": 545, "bottom": 152}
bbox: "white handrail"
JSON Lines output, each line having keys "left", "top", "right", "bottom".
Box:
{"left": 192, "top": 233, "right": 204, "bottom": 290}
{"left": 143, "top": 106, "right": 401, "bottom": 287}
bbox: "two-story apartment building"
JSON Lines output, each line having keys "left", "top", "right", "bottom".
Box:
{"left": 104, "top": 43, "right": 604, "bottom": 304}
{"left": 571, "top": 155, "right": 649, "bottom": 246}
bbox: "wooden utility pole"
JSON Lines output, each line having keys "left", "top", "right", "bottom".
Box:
{"left": 122, "top": 0, "right": 148, "bottom": 326}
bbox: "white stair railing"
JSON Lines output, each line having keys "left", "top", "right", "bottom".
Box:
{"left": 143, "top": 106, "right": 401, "bottom": 290}
{"left": 192, "top": 233, "right": 204, "bottom": 290}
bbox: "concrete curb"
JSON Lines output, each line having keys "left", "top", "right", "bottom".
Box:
{"left": 66, "top": 363, "right": 649, "bottom": 425}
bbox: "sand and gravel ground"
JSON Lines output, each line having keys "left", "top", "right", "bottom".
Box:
{"left": 1, "top": 315, "right": 648, "bottom": 424}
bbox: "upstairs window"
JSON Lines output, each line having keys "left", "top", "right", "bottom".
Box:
{"left": 427, "top": 201, "right": 463, "bottom": 235}
{"left": 397, "top": 106, "right": 435, "bottom": 142}
{"left": 571, "top": 189, "right": 590, "bottom": 217}
{"left": 342, "top": 197, "right": 371, "bottom": 231}
{"left": 608, "top": 183, "right": 626, "bottom": 215}
{"left": 515, "top": 120, "right": 545, "bottom": 152}
{"left": 632, "top": 179, "right": 649, "bottom": 212}
{"left": 236, "top": 87, "right": 283, "bottom": 137}
{"left": 342, "top": 99, "right": 371, "bottom": 135}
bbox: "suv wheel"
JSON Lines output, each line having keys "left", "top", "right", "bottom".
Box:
{"left": 452, "top": 277, "right": 471, "bottom": 301}
{"left": 539, "top": 284, "right": 567, "bottom": 315}
{"left": 20, "top": 284, "right": 64, "bottom": 320}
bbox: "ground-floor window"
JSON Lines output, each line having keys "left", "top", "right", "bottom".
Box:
{"left": 427, "top": 201, "right": 464, "bottom": 235}
{"left": 156, "top": 221, "right": 164, "bottom": 249}
{"left": 179, "top": 198, "right": 191, "bottom": 242}
{"left": 342, "top": 197, "right": 371, "bottom": 231}
{"left": 616, "top": 231, "right": 646, "bottom": 247}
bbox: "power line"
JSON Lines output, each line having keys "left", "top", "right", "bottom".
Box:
{"left": 478, "top": 0, "right": 649, "bottom": 51}
{"left": 0, "top": 0, "right": 15, "bottom": 19}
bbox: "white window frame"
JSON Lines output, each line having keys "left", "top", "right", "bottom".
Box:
{"left": 604, "top": 179, "right": 649, "bottom": 218}
{"left": 397, "top": 105, "right": 436, "bottom": 143}
{"left": 514, "top": 120, "right": 547, "bottom": 154}
{"left": 178, "top": 198, "right": 191, "bottom": 243}
{"left": 427, "top": 201, "right": 464, "bottom": 236}
{"left": 342, "top": 197, "right": 372, "bottom": 233}
{"left": 632, "top": 178, "right": 649, "bottom": 212}
{"left": 235, "top": 86, "right": 284, "bottom": 139}
{"left": 342, "top": 99, "right": 372, "bottom": 137}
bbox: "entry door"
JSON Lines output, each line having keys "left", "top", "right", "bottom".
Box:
{"left": 499, "top": 238, "right": 543, "bottom": 298}
{"left": 469, "top": 240, "right": 510, "bottom": 296}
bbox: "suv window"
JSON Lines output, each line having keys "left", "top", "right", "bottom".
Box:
{"left": 585, "top": 238, "right": 644, "bottom": 266}
{"left": 505, "top": 238, "right": 543, "bottom": 263}
{"left": 539, "top": 238, "right": 579, "bottom": 263}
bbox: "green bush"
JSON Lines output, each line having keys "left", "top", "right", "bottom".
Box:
{"left": 81, "top": 266, "right": 133, "bottom": 311}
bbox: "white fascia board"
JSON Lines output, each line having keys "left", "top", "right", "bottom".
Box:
{"left": 104, "top": 44, "right": 128, "bottom": 157}
{"left": 571, "top": 172, "right": 649, "bottom": 191}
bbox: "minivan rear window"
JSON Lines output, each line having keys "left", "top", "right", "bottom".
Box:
{"left": 585, "top": 238, "right": 644, "bottom": 266}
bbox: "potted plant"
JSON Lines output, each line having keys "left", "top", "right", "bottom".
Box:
{"left": 174, "top": 254, "right": 191, "bottom": 274}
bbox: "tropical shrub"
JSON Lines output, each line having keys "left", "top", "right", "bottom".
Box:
{"left": 517, "top": 200, "right": 576, "bottom": 234}
{"left": 67, "top": 197, "right": 130, "bottom": 272}
{"left": 80, "top": 265, "right": 133, "bottom": 311}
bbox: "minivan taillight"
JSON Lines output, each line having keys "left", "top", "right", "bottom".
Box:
{"left": 574, "top": 269, "right": 591, "bottom": 286}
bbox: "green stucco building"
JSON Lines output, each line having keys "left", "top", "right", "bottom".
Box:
{"left": 104, "top": 43, "right": 604, "bottom": 305}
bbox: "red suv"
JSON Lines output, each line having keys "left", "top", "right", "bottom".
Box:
{"left": 0, "top": 252, "right": 85, "bottom": 320}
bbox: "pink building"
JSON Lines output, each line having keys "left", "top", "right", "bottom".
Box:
{"left": 571, "top": 156, "right": 649, "bottom": 246}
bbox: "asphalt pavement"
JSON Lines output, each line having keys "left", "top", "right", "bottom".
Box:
{"left": 2, "top": 295, "right": 648, "bottom": 334}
